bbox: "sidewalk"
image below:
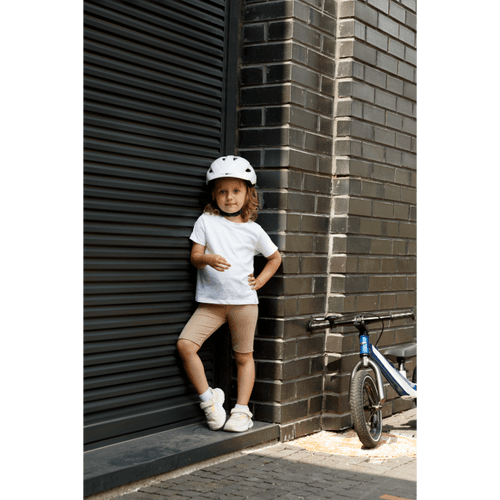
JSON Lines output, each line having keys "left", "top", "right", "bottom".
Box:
{"left": 93, "top": 409, "right": 416, "bottom": 500}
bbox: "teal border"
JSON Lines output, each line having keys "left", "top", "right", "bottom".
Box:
{"left": 0, "top": 0, "right": 83, "bottom": 500}
{"left": 418, "top": 0, "right": 500, "bottom": 500}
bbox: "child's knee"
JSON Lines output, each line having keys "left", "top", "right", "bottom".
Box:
{"left": 234, "top": 351, "right": 253, "bottom": 366}
{"left": 177, "top": 339, "right": 198, "bottom": 358}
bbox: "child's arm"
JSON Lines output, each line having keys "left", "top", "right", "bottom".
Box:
{"left": 191, "top": 242, "right": 231, "bottom": 272}
{"left": 248, "top": 250, "right": 282, "bottom": 291}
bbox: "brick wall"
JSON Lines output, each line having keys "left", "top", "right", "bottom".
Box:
{"left": 325, "top": 0, "right": 416, "bottom": 428}
{"left": 236, "top": 0, "right": 416, "bottom": 440}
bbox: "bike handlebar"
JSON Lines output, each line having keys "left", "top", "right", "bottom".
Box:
{"left": 308, "top": 310, "right": 414, "bottom": 331}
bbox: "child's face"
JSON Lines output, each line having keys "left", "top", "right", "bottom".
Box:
{"left": 213, "top": 178, "right": 248, "bottom": 214}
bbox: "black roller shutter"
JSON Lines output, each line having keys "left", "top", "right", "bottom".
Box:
{"left": 84, "top": 0, "right": 238, "bottom": 450}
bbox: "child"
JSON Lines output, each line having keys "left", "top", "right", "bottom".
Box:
{"left": 177, "top": 155, "right": 281, "bottom": 432}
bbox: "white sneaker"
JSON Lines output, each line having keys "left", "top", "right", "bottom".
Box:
{"left": 223, "top": 407, "right": 254, "bottom": 432}
{"left": 200, "top": 388, "right": 226, "bottom": 431}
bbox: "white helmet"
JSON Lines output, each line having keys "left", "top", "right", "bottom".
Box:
{"left": 206, "top": 155, "right": 257, "bottom": 186}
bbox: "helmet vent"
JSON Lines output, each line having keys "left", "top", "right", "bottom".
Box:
{"left": 245, "top": 168, "right": 251, "bottom": 172}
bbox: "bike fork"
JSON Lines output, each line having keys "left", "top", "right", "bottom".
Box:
{"left": 350, "top": 333, "right": 386, "bottom": 406}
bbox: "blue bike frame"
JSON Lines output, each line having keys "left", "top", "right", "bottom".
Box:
{"left": 351, "top": 333, "right": 417, "bottom": 404}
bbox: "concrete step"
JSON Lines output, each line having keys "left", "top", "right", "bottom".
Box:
{"left": 84, "top": 420, "right": 280, "bottom": 497}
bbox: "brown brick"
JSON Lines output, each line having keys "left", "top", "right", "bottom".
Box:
{"left": 282, "top": 276, "right": 314, "bottom": 295}
{"left": 355, "top": 294, "right": 379, "bottom": 311}
{"left": 369, "top": 276, "right": 391, "bottom": 292}
{"left": 326, "top": 333, "right": 343, "bottom": 353}
{"left": 297, "top": 335, "right": 325, "bottom": 357}
{"left": 393, "top": 203, "right": 409, "bottom": 220}
{"left": 325, "top": 372, "right": 351, "bottom": 394}
{"left": 358, "top": 257, "right": 381, "bottom": 273}
{"left": 253, "top": 380, "right": 282, "bottom": 402}
{"left": 309, "top": 394, "right": 325, "bottom": 415}
{"left": 283, "top": 338, "right": 297, "bottom": 359}
{"left": 324, "top": 393, "right": 350, "bottom": 413}
{"left": 379, "top": 293, "right": 397, "bottom": 310}
{"left": 296, "top": 375, "right": 323, "bottom": 398}
{"left": 281, "top": 399, "right": 310, "bottom": 423}
{"left": 382, "top": 220, "right": 399, "bottom": 237}
{"left": 398, "top": 257, "right": 416, "bottom": 273}
{"left": 295, "top": 416, "right": 322, "bottom": 438}
{"left": 399, "top": 221, "right": 416, "bottom": 239}
{"left": 407, "top": 275, "right": 416, "bottom": 290}
{"left": 282, "top": 256, "right": 300, "bottom": 274}
{"left": 407, "top": 240, "right": 416, "bottom": 256}
{"left": 396, "top": 291, "right": 416, "bottom": 308}
{"left": 370, "top": 238, "right": 392, "bottom": 254}
{"left": 392, "top": 240, "right": 406, "bottom": 255}
{"left": 349, "top": 197, "right": 373, "bottom": 216}
{"left": 255, "top": 360, "right": 283, "bottom": 380}
{"left": 285, "top": 234, "right": 315, "bottom": 252}
{"left": 310, "top": 354, "right": 325, "bottom": 375}
{"left": 373, "top": 201, "right": 393, "bottom": 218}
{"left": 391, "top": 276, "right": 407, "bottom": 291}
{"left": 381, "top": 257, "right": 398, "bottom": 273}
{"left": 297, "top": 296, "right": 326, "bottom": 315}
{"left": 360, "top": 218, "right": 383, "bottom": 235}
{"left": 395, "top": 326, "right": 415, "bottom": 344}
{"left": 253, "top": 402, "right": 281, "bottom": 423}
{"left": 300, "top": 256, "right": 329, "bottom": 273}
{"left": 254, "top": 339, "right": 284, "bottom": 360}
{"left": 282, "top": 358, "right": 311, "bottom": 380}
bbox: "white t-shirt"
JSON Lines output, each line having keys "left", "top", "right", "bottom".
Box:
{"left": 190, "top": 213, "right": 279, "bottom": 304}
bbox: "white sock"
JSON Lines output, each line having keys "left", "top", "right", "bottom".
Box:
{"left": 234, "top": 403, "right": 248, "bottom": 411}
{"left": 199, "top": 388, "right": 213, "bottom": 403}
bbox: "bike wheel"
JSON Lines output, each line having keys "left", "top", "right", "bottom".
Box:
{"left": 412, "top": 366, "right": 417, "bottom": 406}
{"left": 350, "top": 370, "right": 382, "bottom": 448}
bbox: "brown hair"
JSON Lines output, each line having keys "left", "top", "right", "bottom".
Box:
{"left": 204, "top": 179, "right": 259, "bottom": 222}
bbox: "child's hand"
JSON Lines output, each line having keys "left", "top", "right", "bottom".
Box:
{"left": 248, "top": 273, "right": 262, "bottom": 290}
{"left": 206, "top": 254, "right": 231, "bottom": 272}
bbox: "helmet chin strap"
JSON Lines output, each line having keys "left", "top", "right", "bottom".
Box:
{"left": 218, "top": 207, "right": 242, "bottom": 217}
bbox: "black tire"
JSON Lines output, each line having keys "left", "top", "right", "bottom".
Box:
{"left": 412, "top": 366, "right": 417, "bottom": 406}
{"left": 350, "top": 370, "right": 382, "bottom": 449}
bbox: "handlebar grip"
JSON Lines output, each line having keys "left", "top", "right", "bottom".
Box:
{"left": 388, "top": 311, "right": 415, "bottom": 321}
{"left": 308, "top": 310, "right": 414, "bottom": 330}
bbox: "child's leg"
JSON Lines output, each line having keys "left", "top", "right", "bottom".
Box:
{"left": 234, "top": 351, "right": 255, "bottom": 406}
{"left": 227, "top": 305, "right": 258, "bottom": 405}
{"left": 177, "top": 304, "right": 228, "bottom": 431}
{"left": 177, "top": 339, "right": 210, "bottom": 395}
{"left": 177, "top": 304, "right": 226, "bottom": 395}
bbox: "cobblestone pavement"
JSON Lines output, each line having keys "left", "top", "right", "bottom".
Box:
{"left": 107, "top": 409, "right": 416, "bottom": 500}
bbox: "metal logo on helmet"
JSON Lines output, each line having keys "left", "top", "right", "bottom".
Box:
{"left": 206, "top": 156, "right": 257, "bottom": 186}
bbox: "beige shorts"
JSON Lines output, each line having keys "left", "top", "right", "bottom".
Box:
{"left": 178, "top": 303, "right": 258, "bottom": 353}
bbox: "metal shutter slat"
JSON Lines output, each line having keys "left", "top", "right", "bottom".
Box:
{"left": 84, "top": 76, "right": 222, "bottom": 120}
{"left": 84, "top": 18, "right": 224, "bottom": 69}
{"left": 84, "top": 63, "right": 222, "bottom": 109}
{"left": 84, "top": 4, "right": 223, "bottom": 57}
{"left": 85, "top": 328, "right": 182, "bottom": 344}
{"left": 84, "top": 115, "right": 220, "bottom": 149}
{"left": 85, "top": 271, "right": 191, "bottom": 283}
{"left": 84, "top": 311, "right": 193, "bottom": 332}
{"left": 84, "top": 101, "right": 220, "bottom": 138}
{"left": 84, "top": 89, "right": 222, "bottom": 129}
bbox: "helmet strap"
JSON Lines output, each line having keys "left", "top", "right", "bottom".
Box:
{"left": 218, "top": 207, "right": 242, "bottom": 217}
